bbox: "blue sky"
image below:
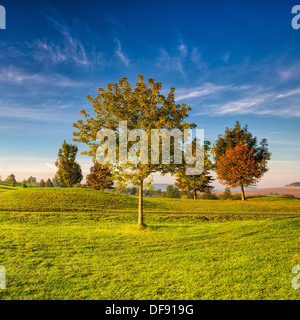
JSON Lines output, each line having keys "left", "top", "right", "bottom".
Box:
{"left": 0, "top": 0, "right": 299, "bottom": 188}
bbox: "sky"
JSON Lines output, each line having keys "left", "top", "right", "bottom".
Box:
{"left": 0, "top": 0, "right": 299, "bottom": 188}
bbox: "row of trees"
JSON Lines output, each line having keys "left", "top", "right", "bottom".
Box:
{"left": 6, "top": 76, "right": 269, "bottom": 227}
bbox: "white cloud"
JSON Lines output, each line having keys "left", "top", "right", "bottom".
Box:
{"left": 0, "top": 66, "right": 91, "bottom": 87}
{"left": 175, "top": 83, "right": 228, "bottom": 101}
{"left": 114, "top": 39, "right": 130, "bottom": 67}
{"left": 275, "top": 88, "right": 300, "bottom": 99}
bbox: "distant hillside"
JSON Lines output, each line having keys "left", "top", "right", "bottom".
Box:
{"left": 286, "top": 182, "right": 300, "bottom": 187}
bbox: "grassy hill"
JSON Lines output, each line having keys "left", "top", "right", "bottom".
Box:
{"left": 0, "top": 187, "right": 300, "bottom": 215}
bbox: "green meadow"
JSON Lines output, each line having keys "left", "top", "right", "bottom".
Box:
{"left": 0, "top": 187, "right": 300, "bottom": 300}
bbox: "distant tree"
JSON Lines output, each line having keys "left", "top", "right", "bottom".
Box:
{"left": 115, "top": 181, "right": 126, "bottom": 194}
{"left": 216, "top": 142, "right": 267, "bottom": 201}
{"left": 27, "top": 176, "right": 36, "bottom": 185}
{"left": 21, "top": 180, "right": 27, "bottom": 188}
{"left": 45, "top": 178, "right": 54, "bottom": 187}
{"left": 130, "top": 187, "right": 137, "bottom": 196}
{"left": 86, "top": 163, "right": 114, "bottom": 191}
{"left": 55, "top": 140, "right": 83, "bottom": 188}
{"left": 161, "top": 185, "right": 180, "bottom": 198}
{"left": 6, "top": 174, "right": 16, "bottom": 185}
{"left": 212, "top": 121, "right": 270, "bottom": 200}
{"left": 52, "top": 174, "right": 60, "bottom": 187}
{"left": 39, "top": 179, "right": 45, "bottom": 187}
{"left": 219, "top": 187, "right": 233, "bottom": 200}
{"left": 175, "top": 141, "right": 214, "bottom": 199}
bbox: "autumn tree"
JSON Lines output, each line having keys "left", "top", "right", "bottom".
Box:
{"left": 212, "top": 121, "right": 270, "bottom": 200}
{"left": 175, "top": 140, "right": 214, "bottom": 199}
{"left": 216, "top": 142, "right": 267, "bottom": 200}
{"left": 55, "top": 140, "right": 83, "bottom": 188}
{"left": 86, "top": 162, "right": 114, "bottom": 190}
{"left": 73, "top": 75, "right": 195, "bottom": 226}
{"left": 39, "top": 179, "right": 45, "bottom": 187}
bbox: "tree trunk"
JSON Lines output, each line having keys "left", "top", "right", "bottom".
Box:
{"left": 194, "top": 189, "right": 197, "bottom": 200}
{"left": 138, "top": 180, "right": 144, "bottom": 226}
{"left": 240, "top": 184, "right": 246, "bottom": 201}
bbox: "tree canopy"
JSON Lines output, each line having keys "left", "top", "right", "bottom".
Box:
{"left": 86, "top": 162, "right": 114, "bottom": 190}
{"left": 73, "top": 75, "right": 195, "bottom": 226}
{"left": 212, "top": 121, "right": 270, "bottom": 200}
{"left": 216, "top": 142, "right": 267, "bottom": 200}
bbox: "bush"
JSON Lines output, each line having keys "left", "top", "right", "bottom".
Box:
{"left": 74, "top": 183, "right": 87, "bottom": 188}
{"left": 180, "top": 191, "right": 194, "bottom": 199}
{"left": 200, "top": 191, "right": 218, "bottom": 200}
{"left": 281, "top": 194, "right": 295, "bottom": 198}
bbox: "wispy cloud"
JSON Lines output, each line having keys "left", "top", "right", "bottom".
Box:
{"left": 181, "top": 82, "right": 300, "bottom": 118}
{"left": 32, "top": 16, "right": 90, "bottom": 67}
{"left": 0, "top": 66, "right": 91, "bottom": 87}
{"left": 114, "top": 39, "right": 130, "bottom": 66}
{"left": 175, "top": 83, "right": 229, "bottom": 101}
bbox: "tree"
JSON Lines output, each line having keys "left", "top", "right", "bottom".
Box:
{"left": 52, "top": 174, "right": 60, "bottom": 187}
{"left": 45, "top": 178, "right": 54, "bottom": 187}
{"left": 212, "top": 121, "right": 270, "bottom": 200}
{"left": 86, "top": 162, "right": 114, "bottom": 190}
{"left": 175, "top": 141, "right": 214, "bottom": 199}
{"left": 55, "top": 140, "right": 83, "bottom": 188}
{"left": 130, "top": 187, "right": 137, "bottom": 196}
{"left": 39, "top": 179, "right": 45, "bottom": 187}
{"left": 219, "top": 187, "right": 233, "bottom": 200}
{"left": 6, "top": 174, "right": 16, "bottom": 185}
{"left": 73, "top": 75, "right": 195, "bottom": 226}
{"left": 216, "top": 142, "right": 267, "bottom": 200}
{"left": 161, "top": 185, "right": 180, "bottom": 198}
{"left": 21, "top": 179, "right": 27, "bottom": 188}
{"left": 115, "top": 181, "right": 126, "bottom": 194}
{"left": 27, "top": 176, "right": 36, "bottom": 185}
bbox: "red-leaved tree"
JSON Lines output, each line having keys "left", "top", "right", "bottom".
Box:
{"left": 216, "top": 142, "right": 267, "bottom": 200}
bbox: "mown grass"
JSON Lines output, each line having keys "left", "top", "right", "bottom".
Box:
{"left": 0, "top": 188, "right": 299, "bottom": 300}
{"left": 0, "top": 187, "right": 299, "bottom": 215}
{"left": 0, "top": 212, "right": 299, "bottom": 300}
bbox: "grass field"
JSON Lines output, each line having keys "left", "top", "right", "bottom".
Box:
{"left": 0, "top": 188, "right": 299, "bottom": 300}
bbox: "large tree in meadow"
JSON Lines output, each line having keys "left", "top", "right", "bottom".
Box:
{"left": 55, "top": 140, "right": 83, "bottom": 188}
{"left": 73, "top": 75, "right": 195, "bottom": 226}
{"left": 212, "top": 121, "right": 270, "bottom": 200}
{"left": 216, "top": 142, "right": 268, "bottom": 200}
